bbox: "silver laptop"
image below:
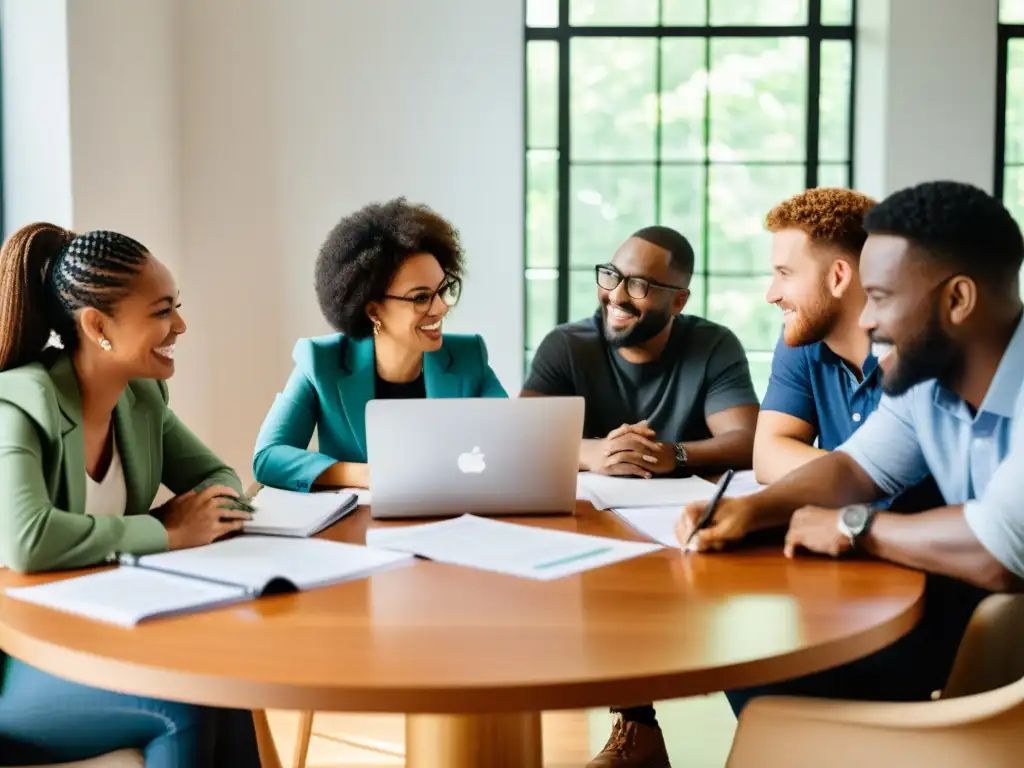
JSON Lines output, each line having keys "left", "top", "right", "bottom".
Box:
{"left": 365, "top": 397, "right": 584, "bottom": 519}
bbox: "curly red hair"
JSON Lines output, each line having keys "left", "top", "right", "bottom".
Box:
{"left": 766, "top": 187, "right": 877, "bottom": 259}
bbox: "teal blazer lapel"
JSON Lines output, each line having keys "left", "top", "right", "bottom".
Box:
{"left": 338, "top": 337, "right": 376, "bottom": 460}
{"left": 424, "top": 346, "right": 463, "bottom": 398}
{"left": 50, "top": 358, "right": 85, "bottom": 516}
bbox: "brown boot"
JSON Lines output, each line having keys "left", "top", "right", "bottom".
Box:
{"left": 586, "top": 713, "right": 671, "bottom": 767}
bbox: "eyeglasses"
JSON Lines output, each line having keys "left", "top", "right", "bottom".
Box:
{"left": 595, "top": 264, "right": 687, "bottom": 299}
{"left": 383, "top": 276, "right": 461, "bottom": 311}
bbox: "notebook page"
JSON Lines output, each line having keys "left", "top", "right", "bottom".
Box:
{"left": 367, "top": 514, "right": 662, "bottom": 581}
{"left": 138, "top": 536, "right": 414, "bottom": 592}
{"left": 245, "top": 487, "right": 356, "bottom": 536}
{"left": 4, "top": 568, "right": 245, "bottom": 628}
{"left": 577, "top": 474, "right": 718, "bottom": 510}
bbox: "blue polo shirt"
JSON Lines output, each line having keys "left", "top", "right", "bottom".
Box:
{"left": 762, "top": 331, "right": 942, "bottom": 511}
{"left": 762, "top": 332, "right": 881, "bottom": 451}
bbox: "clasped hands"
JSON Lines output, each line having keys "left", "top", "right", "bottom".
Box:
{"left": 674, "top": 496, "right": 853, "bottom": 559}
{"left": 583, "top": 420, "right": 677, "bottom": 478}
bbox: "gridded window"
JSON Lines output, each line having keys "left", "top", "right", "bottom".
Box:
{"left": 997, "top": 0, "right": 1024, "bottom": 297}
{"left": 525, "top": 0, "right": 856, "bottom": 396}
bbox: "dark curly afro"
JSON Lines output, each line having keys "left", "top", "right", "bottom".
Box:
{"left": 766, "top": 187, "right": 876, "bottom": 259}
{"left": 315, "top": 198, "right": 464, "bottom": 338}
{"left": 864, "top": 180, "right": 1023, "bottom": 287}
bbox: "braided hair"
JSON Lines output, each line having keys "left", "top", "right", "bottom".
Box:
{"left": 0, "top": 223, "right": 149, "bottom": 371}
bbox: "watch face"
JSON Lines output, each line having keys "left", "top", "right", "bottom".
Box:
{"left": 842, "top": 505, "right": 869, "bottom": 533}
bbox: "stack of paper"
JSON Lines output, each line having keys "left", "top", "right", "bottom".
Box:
{"left": 366, "top": 514, "right": 663, "bottom": 580}
{"left": 608, "top": 471, "right": 767, "bottom": 548}
{"left": 5, "top": 536, "right": 413, "bottom": 627}
{"left": 577, "top": 473, "right": 718, "bottom": 510}
{"left": 245, "top": 487, "right": 358, "bottom": 537}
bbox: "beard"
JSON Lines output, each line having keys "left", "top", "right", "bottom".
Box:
{"left": 782, "top": 286, "right": 842, "bottom": 347}
{"left": 880, "top": 305, "right": 965, "bottom": 396}
{"left": 602, "top": 300, "right": 673, "bottom": 348}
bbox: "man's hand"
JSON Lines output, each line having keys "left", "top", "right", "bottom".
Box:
{"left": 581, "top": 421, "right": 675, "bottom": 477}
{"left": 783, "top": 506, "right": 852, "bottom": 559}
{"left": 675, "top": 496, "right": 759, "bottom": 552}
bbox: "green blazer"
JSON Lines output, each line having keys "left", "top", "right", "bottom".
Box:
{"left": 0, "top": 355, "right": 242, "bottom": 574}
{"left": 252, "top": 333, "right": 508, "bottom": 492}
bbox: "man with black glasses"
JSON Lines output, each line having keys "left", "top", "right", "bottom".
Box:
{"left": 521, "top": 226, "right": 759, "bottom": 768}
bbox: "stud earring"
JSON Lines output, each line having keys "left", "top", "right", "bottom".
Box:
{"left": 99, "top": 337, "right": 113, "bottom": 352}
{"left": 372, "top": 319, "right": 381, "bottom": 337}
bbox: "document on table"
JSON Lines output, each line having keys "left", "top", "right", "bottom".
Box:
{"left": 365, "top": 514, "right": 663, "bottom": 580}
{"left": 611, "top": 472, "right": 767, "bottom": 547}
{"left": 577, "top": 473, "right": 718, "bottom": 510}
{"left": 724, "top": 470, "right": 766, "bottom": 498}
{"left": 245, "top": 487, "right": 358, "bottom": 537}
{"left": 611, "top": 507, "right": 685, "bottom": 549}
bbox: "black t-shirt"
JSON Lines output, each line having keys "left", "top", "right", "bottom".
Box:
{"left": 524, "top": 311, "right": 759, "bottom": 442}
{"left": 374, "top": 371, "right": 426, "bottom": 400}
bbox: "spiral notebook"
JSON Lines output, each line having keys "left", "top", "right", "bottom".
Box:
{"left": 4, "top": 536, "right": 413, "bottom": 627}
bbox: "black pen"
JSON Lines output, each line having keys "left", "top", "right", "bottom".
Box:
{"left": 684, "top": 469, "right": 734, "bottom": 551}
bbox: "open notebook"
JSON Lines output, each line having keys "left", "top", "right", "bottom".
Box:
{"left": 244, "top": 486, "right": 358, "bottom": 537}
{"left": 4, "top": 536, "right": 413, "bottom": 627}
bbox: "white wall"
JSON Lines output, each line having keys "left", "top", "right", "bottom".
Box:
{"left": 177, "top": 0, "right": 524, "bottom": 480}
{"left": 855, "top": 0, "right": 998, "bottom": 197}
{"left": 1, "top": 0, "right": 73, "bottom": 228}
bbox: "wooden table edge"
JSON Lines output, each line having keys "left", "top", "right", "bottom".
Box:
{"left": 0, "top": 582, "right": 924, "bottom": 713}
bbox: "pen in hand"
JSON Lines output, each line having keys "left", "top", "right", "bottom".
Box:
{"left": 683, "top": 469, "right": 734, "bottom": 551}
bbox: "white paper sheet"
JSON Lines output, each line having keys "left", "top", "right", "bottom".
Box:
{"left": 139, "top": 536, "right": 413, "bottom": 592}
{"left": 5, "top": 538, "right": 414, "bottom": 627}
{"left": 723, "top": 470, "right": 766, "bottom": 498}
{"left": 366, "top": 514, "right": 662, "bottom": 580}
{"left": 4, "top": 567, "right": 246, "bottom": 628}
{"left": 577, "top": 473, "right": 718, "bottom": 510}
{"left": 611, "top": 506, "right": 685, "bottom": 548}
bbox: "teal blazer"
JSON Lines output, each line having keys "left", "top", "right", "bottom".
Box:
{"left": 253, "top": 333, "right": 507, "bottom": 491}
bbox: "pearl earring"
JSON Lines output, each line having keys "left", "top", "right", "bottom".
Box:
{"left": 99, "top": 337, "right": 113, "bottom": 352}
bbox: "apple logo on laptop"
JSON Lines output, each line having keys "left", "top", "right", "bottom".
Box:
{"left": 457, "top": 446, "right": 486, "bottom": 474}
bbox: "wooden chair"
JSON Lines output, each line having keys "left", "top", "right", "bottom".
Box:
{"left": 15, "top": 710, "right": 282, "bottom": 768}
{"left": 727, "top": 593, "right": 1024, "bottom": 767}
{"left": 291, "top": 711, "right": 315, "bottom": 768}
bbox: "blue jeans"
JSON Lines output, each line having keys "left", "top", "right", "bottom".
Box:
{"left": 0, "top": 657, "right": 260, "bottom": 767}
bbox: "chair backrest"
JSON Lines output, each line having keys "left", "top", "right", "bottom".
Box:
{"left": 941, "top": 593, "right": 1024, "bottom": 699}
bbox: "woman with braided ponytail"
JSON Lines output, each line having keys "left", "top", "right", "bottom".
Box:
{"left": 0, "top": 223, "right": 260, "bottom": 766}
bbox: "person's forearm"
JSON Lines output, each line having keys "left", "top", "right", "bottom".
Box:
{"left": 863, "top": 507, "right": 1020, "bottom": 592}
{"left": 751, "top": 451, "right": 883, "bottom": 530}
{"left": 679, "top": 430, "right": 755, "bottom": 471}
{"left": 753, "top": 437, "right": 827, "bottom": 484}
{"left": 314, "top": 462, "right": 370, "bottom": 488}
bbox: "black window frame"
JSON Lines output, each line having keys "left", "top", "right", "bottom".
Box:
{"left": 523, "top": 0, "right": 858, "bottom": 379}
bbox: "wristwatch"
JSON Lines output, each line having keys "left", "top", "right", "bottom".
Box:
{"left": 838, "top": 504, "right": 876, "bottom": 548}
{"left": 673, "top": 443, "right": 688, "bottom": 469}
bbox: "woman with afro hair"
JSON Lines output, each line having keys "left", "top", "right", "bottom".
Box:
{"left": 253, "top": 198, "right": 506, "bottom": 491}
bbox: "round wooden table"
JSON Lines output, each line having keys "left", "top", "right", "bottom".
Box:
{"left": 0, "top": 503, "right": 925, "bottom": 768}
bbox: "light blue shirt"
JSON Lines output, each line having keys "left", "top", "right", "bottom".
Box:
{"left": 838, "top": 315, "right": 1024, "bottom": 577}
